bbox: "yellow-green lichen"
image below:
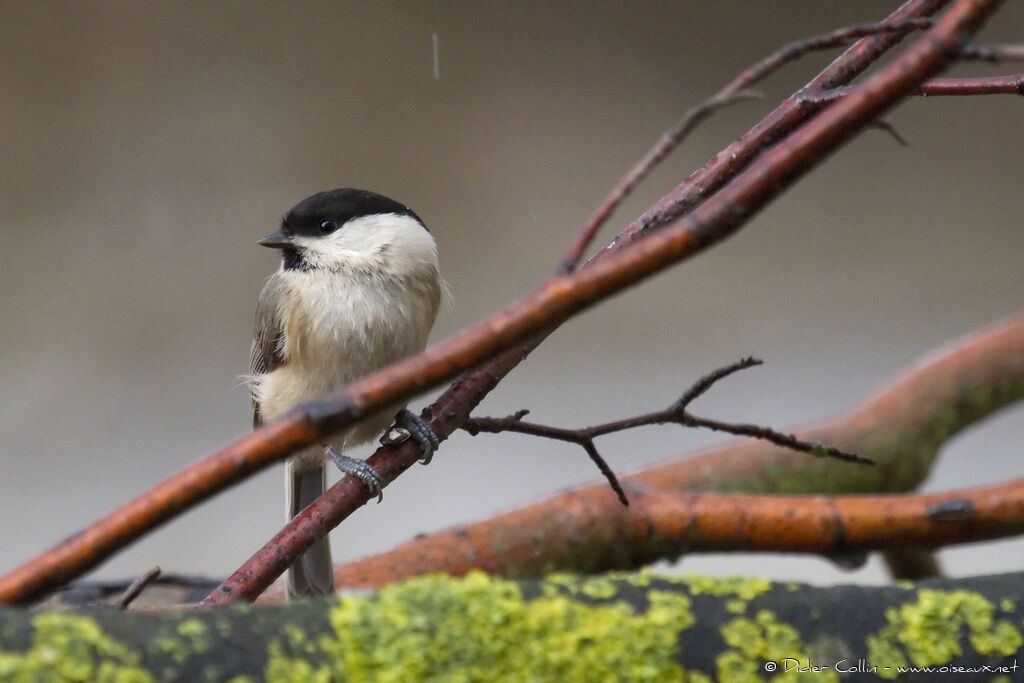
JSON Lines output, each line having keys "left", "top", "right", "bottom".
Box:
{"left": 647, "top": 590, "right": 695, "bottom": 632}
{"left": 0, "top": 612, "right": 151, "bottom": 683}
{"left": 866, "top": 589, "right": 1022, "bottom": 679}
{"left": 678, "top": 574, "right": 772, "bottom": 601}
{"left": 266, "top": 570, "right": 695, "bottom": 681}
{"left": 265, "top": 641, "right": 326, "bottom": 683}
{"left": 726, "top": 599, "right": 747, "bottom": 615}
{"left": 718, "top": 610, "right": 837, "bottom": 682}
{"left": 174, "top": 617, "right": 211, "bottom": 655}
{"left": 623, "top": 568, "right": 655, "bottom": 588}
{"left": 539, "top": 572, "right": 582, "bottom": 598}
{"left": 148, "top": 626, "right": 193, "bottom": 668}
{"left": 579, "top": 576, "right": 620, "bottom": 600}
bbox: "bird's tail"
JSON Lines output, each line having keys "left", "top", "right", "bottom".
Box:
{"left": 285, "top": 459, "right": 334, "bottom": 598}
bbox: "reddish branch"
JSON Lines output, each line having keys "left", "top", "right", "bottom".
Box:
{"left": 920, "top": 73, "right": 1024, "bottom": 94}
{"left": 318, "top": 312, "right": 1024, "bottom": 592}
{"left": 0, "top": 0, "right": 1002, "bottom": 607}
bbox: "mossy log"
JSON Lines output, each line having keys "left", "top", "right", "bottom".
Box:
{"left": 1, "top": 570, "right": 1022, "bottom": 681}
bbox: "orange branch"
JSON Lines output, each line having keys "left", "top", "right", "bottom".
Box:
{"left": 323, "top": 479, "right": 1024, "bottom": 592}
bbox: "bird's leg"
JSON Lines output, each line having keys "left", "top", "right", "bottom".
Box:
{"left": 380, "top": 408, "right": 440, "bottom": 464}
{"left": 326, "top": 447, "right": 384, "bottom": 503}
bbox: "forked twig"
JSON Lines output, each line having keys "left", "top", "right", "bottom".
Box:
{"left": 465, "top": 358, "right": 872, "bottom": 505}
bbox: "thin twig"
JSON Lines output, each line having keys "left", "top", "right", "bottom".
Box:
{"left": 558, "top": 90, "right": 761, "bottom": 275}
{"left": 114, "top": 566, "right": 161, "bottom": 610}
{"left": 463, "top": 410, "right": 627, "bottom": 506}
{"left": 466, "top": 358, "right": 873, "bottom": 484}
{"left": 804, "top": 70, "right": 1024, "bottom": 103}
{"left": 680, "top": 415, "right": 870, "bottom": 464}
{"left": 736, "top": 18, "right": 932, "bottom": 91}
{"left": 557, "top": 17, "right": 936, "bottom": 274}
{"left": 673, "top": 357, "right": 762, "bottom": 410}
{"left": 919, "top": 73, "right": 1024, "bottom": 94}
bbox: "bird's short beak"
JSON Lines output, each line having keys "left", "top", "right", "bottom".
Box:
{"left": 258, "top": 231, "right": 293, "bottom": 249}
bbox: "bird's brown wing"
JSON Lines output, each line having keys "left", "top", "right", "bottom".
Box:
{"left": 250, "top": 274, "right": 287, "bottom": 427}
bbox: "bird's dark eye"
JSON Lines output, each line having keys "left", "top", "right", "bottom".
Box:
{"left": 318, "top": 219, "right": 336, "bottom": 235}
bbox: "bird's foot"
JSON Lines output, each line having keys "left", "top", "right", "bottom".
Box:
{"left": 326, "top": 447, "right": 384, "bottom": 503}
{"left": 380, "top": 408, "right": 440, "bottom": 464}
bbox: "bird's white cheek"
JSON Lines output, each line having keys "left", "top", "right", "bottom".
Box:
{"left": 289, "top": 236, "right": 351, "bottom": 269}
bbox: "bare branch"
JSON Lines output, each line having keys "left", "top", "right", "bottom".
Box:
{"left": 466, "top": 358, "right": 870, "bottom": 499}
{"left": 114, "top": 566, "right": 161, "bottom": 610}
{"left": 919, "top": 73, "right": 1024, "bottom": 94}
{"left": 558, "top": 90, "right": 760, "bottom": 275}
{"left": 320, "top": 475, "right": 1024, "bottom": 593}
{"left": 674, "top": 357, "right": 762, "bottom": 410}
{"left": 465, "top": 409, "right": 629, "bottom": 507}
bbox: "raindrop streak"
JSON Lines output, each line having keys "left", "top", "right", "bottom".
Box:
{"left": 432, "top": 33, "right": 440, "bottom": 80}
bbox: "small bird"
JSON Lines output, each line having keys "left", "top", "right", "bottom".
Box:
{"left": 248, "top": 188, "right": 442, "bottom": 598}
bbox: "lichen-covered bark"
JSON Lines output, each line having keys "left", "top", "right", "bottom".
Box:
{"left": 1, "top": 571, "right": 1021, "bottom": 681}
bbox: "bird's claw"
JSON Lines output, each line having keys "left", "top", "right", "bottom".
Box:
{"left": 380, "top": 409, "right": 440, "bottom": 464}
{"left": 327, "top": 447, "right": 384, "bottom": 503}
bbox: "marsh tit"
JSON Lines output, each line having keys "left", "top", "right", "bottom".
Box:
{"left": 249, "top": 188, "right": 442, "bottom": 597}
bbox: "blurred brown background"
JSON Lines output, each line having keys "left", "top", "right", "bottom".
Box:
{"left": 1, "top": 2, "right": 1021, "bottom": 587}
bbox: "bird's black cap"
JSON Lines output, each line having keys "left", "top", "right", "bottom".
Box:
{"left": 281, "top": 188, "right": 425, "bottom": 237}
